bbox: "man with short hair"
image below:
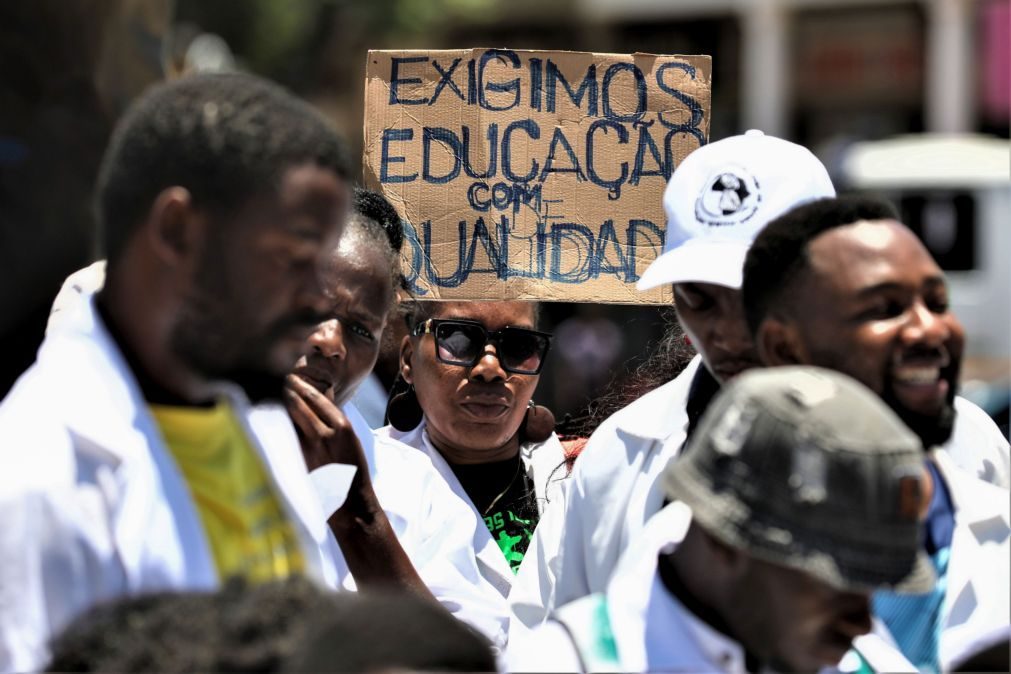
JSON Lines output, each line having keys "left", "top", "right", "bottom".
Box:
{"left": 511, "top": 367, "right": 935, "bottom": 673}
{"left": 508, "top": 130, "right": 836, "bottom": 639}
{"left": 743, "top": 195, "right": 1010, "bottom": 671}
{"left": 0, "top": 73, "right": 353, "bottom": 671}
{"left": 43, "top": 191, "right": 512, "bottom": 651}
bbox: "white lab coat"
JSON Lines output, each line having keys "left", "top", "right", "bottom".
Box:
{"left": 0, "top": 297, "right": 344, "bottom": 673}
{"left": 511, "top": 502, "right": 932, "bottom": 674}
{"left": 509, "top": 353, "right": 1010, "bottom": 644}
{"left": 840, "top": 449, "right": 1011, "bottom": 673}
{"left": 348, "top": 372, "right": 388, "bottom": 429}
{"left": 377, "top": 421, "right": 568, "bottom": 601}
{"left": 321, "top": 404, "right": 511, "bottom": 648}
{"left": 947, "top": 396, "right": 1010, "bottom": 488}
{"left": 927, "top": 449, "right": 1010, "bottom": 670}
{"left": 508, "top": 355, "right": 701, "bottom": 640}
{"left": 42, "top": 264, "right": 511, "bottom": 650}
{"left": 509, "top": 501, "right": 751, "bottom": 673}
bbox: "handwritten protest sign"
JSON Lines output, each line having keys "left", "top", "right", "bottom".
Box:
{"left": 363, "top": 49, "right": 711, "bottom": 303}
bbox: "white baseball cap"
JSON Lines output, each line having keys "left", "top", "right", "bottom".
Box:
{"left": 637, "top": 130, "right": 835, "bottom": 291}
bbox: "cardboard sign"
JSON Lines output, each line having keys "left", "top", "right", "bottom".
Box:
{"left": 363, "top": 49, "right": 712, "bottom": 304}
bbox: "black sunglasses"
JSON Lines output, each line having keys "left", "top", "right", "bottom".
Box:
{"left": 412, "top": 318, "right": 552, "bottom": 375}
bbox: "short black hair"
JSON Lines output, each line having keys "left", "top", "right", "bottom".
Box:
{"left": 346, "top": 187, "right": 404, "bottom": 297}
{"left": 742, "top": 195, "right": 899, "bottom": 336}
{"left": 47, "top": 590, "right": 216, "bottom": 672}
{"left": 96, "top": 72, "right": 351, "bottom": 266}
{"left": 47, "top": 577, "right": 495, "bottom": 673}
{"left": 283, "top": 591, "right": 496, "bottom": 673}
{"left": 353, "top": 187, "right": 403, "bottom": 253}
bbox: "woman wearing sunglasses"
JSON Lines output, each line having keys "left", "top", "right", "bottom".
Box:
{"left": 380, "top": 301, "right": 567, "bottom": 597}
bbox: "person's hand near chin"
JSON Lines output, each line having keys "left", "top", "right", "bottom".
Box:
{"left": 283, "top": 374, "right": 436, "bottom": 600}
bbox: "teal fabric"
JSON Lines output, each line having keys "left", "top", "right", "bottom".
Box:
{"left": 873, "top": 547, "right": 951, "bottom": 674}
{"left": 553, "top": 594, "right": 621, "bottom": 671}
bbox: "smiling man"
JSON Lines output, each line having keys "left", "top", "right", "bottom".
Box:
{"left": 743, "top": 195, "right": 1010, "bottom": 671}
{"left": 743, "top": 196, "right": 1009, "bottom": 487}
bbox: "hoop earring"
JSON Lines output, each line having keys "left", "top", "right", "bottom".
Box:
{"left": 385, "top": 378, "right": 424, "bottom": 431}
{"left": 518, "top": 399, "right": 556, "bottom": 445}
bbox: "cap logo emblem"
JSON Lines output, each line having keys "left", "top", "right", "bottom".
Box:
{"left": 710, "top": 402, "right": 757, "bottom": 456}
{"left": 789, "top": 443, "right": 828, "bottom": 504}
{"left": 695, "top": 167, "right": 762, "bottom": 227}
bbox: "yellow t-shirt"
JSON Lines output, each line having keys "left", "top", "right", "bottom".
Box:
{"left": 151, "top": 401, "right": 306, "bottom": 583}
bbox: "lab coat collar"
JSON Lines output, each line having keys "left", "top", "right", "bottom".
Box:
{"left": 604, "top": 501, "right": 749, "bottom": 673}
{"left": 520, "top": 432, "right": 567, "bottom": 511}
{"left": 386, "top": 419, "right": 571, "bottom": 593}
{"left": 43, "top": 295, "right": 333, "bottom": 586}
{"left": 614, "top": 355, "right": 702, "bottom": 442}
{"left": 932, "top": 449, "right": 1010, "bottom": 529}
{"left": 412, "top": 424, "right": 517, "bottom": 591}
{"left": 38, "top": 295, "right": 217, "bottom": 588}
{"left": 246, "top": 404, "right": 331, "bottom": 553}
{"left": 931, "top": 448, "right": 1011, "bottom": 637}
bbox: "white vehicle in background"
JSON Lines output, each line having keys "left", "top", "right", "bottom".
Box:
{"left": 841, "top": 133, "right": 1010, "bottom": 431}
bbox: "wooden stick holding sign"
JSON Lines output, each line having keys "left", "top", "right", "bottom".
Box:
{"left": 363, "top": 48, "right": 711, "bottom": 304}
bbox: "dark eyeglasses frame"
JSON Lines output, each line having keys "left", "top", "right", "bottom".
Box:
{"left": 411, "top": 318, "right": 552, "bottom": 375}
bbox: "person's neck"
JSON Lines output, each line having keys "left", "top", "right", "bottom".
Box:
{"left": 659, "top": 551, "right": 736, "bottom": 640}
{"left": 660, "top": 545, "right": 762, "bottom": 670}
{"left": 427, "top": 427, "right": 521, "bottom": 466}
{"left": 444, "top": 450, "right": 524, "bottom": 514}
{"left": 96, "top": 287, "right": 212, "bottom": 407}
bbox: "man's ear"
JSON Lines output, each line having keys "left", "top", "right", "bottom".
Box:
{"left": 399, "top": 334, "right": 415, "bottom": 385}
{"left": 144, "top": 187, "right": 202, "bottom": 266}
{"left": 756, "top": 317, "right": 807, "bottom": 366}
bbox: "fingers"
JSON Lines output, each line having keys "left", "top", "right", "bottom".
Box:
{"left": 283, "top": 386, "right": 330, "bottom": 440}
{"left": 283, "top": 375, "right": 370, "bottom": 471}
{"left": 285, "top": 374, "right": 351, "bottom": 431}
{"left": 283, "top": 388, "right": 343, "bottom": 472}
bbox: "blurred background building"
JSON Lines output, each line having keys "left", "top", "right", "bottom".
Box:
{"left": 1, "top": 0, "right": 1007, "bottom": 428}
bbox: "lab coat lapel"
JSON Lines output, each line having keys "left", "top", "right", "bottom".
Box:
{"left": 932, "top": 450, "right": 1011, "bottom": 665}
{"left": 523, "top": 434, "right": 567, "bottom": 512}
{"left": 423, "top": 438, "right": 516, "bottom": 595}
{"left": 942, "top": 467, "right": 979, "bottom": 633}
{"left": 245, "top": 402, "right": 335, "bottom": 585}
{"left": 49, "top": 298, "right": 216, "bottom": 590}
